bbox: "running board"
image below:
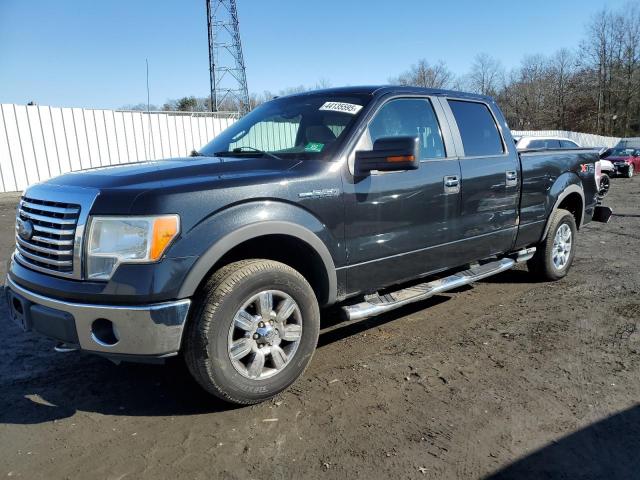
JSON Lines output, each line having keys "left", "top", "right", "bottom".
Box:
{"left": 342, "top": 257, "right": 517, "bottom": 321}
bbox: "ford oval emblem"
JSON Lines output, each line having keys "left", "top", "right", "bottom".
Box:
{"left": 17, "top": 218, "right": 34, "bottom": 241}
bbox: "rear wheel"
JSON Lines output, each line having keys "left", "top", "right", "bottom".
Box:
{"left": 184, "top": 259, "right": 320, "bottom": 405}
{"left": 598, "top": 173, "right": 611, "bottom": 198}
{"left": 527, "top": 209, "right": 577, "bottom": 281}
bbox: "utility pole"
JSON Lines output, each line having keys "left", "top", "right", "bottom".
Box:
{"left": 206, "top": 0, "right": 250, "bottom": 114}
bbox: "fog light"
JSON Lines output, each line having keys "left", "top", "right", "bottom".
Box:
{"left": 91, "top": 318, "right": 119, "bottom": 346}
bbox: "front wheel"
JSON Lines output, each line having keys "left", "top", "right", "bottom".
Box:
{"left": 184, "top": 259, "right": 320, "bottom": 405}
{"left": 627, "top": 164, "right": 634, "bottom": 178}
{"left": 527, "top": 208, "right": 577, "bottom": 281}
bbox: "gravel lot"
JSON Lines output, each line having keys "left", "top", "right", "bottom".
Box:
{"left": 0, "top": 181, "right": 638, "bottom": 480}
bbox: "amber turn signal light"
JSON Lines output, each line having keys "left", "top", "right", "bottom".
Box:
{"left": 150, "top": 215, "right": 180, "bottom": 261}
{"left": 386, "top": 155, "right": 415, "bottom": 163}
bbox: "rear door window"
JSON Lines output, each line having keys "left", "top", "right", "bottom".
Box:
{"left": 448, "top": 100, "right": 504, "bottom": 157}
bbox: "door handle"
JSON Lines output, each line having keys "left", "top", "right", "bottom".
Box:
{"left": 505, "top": 170, "right": 518, "bottom": 187}
{"left": 444, "top": 175, "right": 460, "bottom": 194}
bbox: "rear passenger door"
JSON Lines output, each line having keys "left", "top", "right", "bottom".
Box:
{"left": 442, "top": 98, "right": 520, "bottom": 263}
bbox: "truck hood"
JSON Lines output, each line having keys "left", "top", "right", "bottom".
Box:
{"left": 606, "top": 156, "right": 632, "bottom": 163}
{"left": 42, "top": 155, "right": 301, "bottom": 191}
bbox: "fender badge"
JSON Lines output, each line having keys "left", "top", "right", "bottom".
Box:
{"left": 298, "top": 188, "right": 340, "bottom": 199}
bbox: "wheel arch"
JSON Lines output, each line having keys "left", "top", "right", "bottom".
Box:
{"left": 541, "top": 181, "right": 585, "bottom": 241}
{"left": 178, "top": 221, "right": 337, "bottom": 306}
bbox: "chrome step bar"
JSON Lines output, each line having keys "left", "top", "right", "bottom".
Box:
{"left": 341, "top": 250, "right": 534, "bottom": 322}
{"left": 54, "top": 343, "right": 80, "bottom": 353}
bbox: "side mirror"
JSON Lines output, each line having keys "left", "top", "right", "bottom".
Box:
{"left": 355, "top": 136, "right": 420, "bottom": 175}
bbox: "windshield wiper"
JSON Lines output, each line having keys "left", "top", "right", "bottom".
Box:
{"left": 215, "top": 146, "right": 285, "bottom": 162}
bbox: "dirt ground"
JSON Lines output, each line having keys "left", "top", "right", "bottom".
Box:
{"left": 0, "top": 180, "right": 639, "bottom": 480}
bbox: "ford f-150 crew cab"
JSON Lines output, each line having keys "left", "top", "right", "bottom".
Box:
{"left": 5, "top": 86, "right": 612, "bottom": 405}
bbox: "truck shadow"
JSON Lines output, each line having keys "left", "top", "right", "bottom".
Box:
{"left": 318, "top": 294, "right": 451, "bottom": 347}
{"left": 485, "top": 404, "right": 640, "bottom": 480}
{"left": 0, "top": 294, "right": 452, "bottom": 423}
{"left": 479, "top": 268, "right": 545, "bottom": 285}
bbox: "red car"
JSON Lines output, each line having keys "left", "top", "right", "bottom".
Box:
{"left": 603, "top": 148, "right": 640, "bottom": 178}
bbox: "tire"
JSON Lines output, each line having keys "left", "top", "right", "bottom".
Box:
{"left": 598, "top": 173, "right": 610, "bottom": 198}
{"left": 527, "top": 208, "right": 577, "bottom": 281}
{"left": 184, "top": 259, "right": 320, "bottom": 405}
{"left": 627, "top": 164, "right": 634, "bottom": 178}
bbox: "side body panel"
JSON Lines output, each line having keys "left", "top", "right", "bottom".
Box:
{"left": 340, "top": 94, "right": 463, "bottom": 296}
{"left": 514, "top": 149, "right": 599, "bottom": 249}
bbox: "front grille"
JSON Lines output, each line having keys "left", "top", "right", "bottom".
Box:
{"left": 15, "top": 197, "right": 80, "bottom": 275}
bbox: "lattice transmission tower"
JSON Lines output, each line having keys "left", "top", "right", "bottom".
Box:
{"left": 206, "top": 0, "right": 250, "bottom": 113}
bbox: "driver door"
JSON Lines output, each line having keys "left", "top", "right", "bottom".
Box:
{"left": 342, "top": 96, "right": 462, "bottom": 296}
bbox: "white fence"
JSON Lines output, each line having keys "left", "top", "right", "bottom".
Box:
{"left": 511, "top": 130, "right": 620, "bottom": 148}
{"left": 0, "top": 104, "right": 239, "bottom": 193}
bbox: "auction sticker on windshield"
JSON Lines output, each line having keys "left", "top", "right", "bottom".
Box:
{"left": 305, "top": 142, "right": 325, "bottom": 152}
{"left": 319, "top": 102, "right": 363, "bottom": 115}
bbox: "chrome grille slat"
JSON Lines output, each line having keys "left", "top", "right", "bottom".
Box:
{"left": 15, "top": 195, "right": 81, "bottom": 275}
{"left": 30, "top": 235, "right": 74, "bottom": 246}
{"left": 20, "top": 200, "right": 80, "bottom": 215}
{"left": 16, "top": 236, "right": 73, "bottom": 256}
{"left": 19, "top": 210, "right": 78, "bottom": 225}
{"left": 29, "top": 224, "right": 75, "bottom": 236}
{"left": 16, "top": 244, "right": 73, "bottom": 267}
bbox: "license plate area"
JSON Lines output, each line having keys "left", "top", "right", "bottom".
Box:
{"left": 6, "top": 288, "right": 32, "bottom": 332}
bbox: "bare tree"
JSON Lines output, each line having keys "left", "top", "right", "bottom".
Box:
{"left": 391, "top": 59, "right": 453, "bottom": 89}
{"left": 548, "top": 49, "right": 577, "bottom": 129}
{"left": 467, "top": 53, "right": 504, "bottom": 96}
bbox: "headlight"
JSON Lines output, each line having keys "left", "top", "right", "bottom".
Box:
{"left": 86, "top": 215, "right": 180, "bottom": 280}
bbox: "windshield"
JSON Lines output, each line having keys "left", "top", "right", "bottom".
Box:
{"left": 200, "top": 93, "right": 372, "bottom": 160}
{"left": 608, "top": 148, "right": 638, "bottom": 157}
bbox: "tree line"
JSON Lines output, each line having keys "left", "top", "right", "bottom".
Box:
{"left": 391, "top": 3, "right": 640, "bottom": 137}
{"left": 123, "top": 3, "right": 640, "bottom": 137}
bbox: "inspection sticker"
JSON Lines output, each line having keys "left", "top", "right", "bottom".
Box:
{"left": 319, "top": 102, "right": 363, "bottom": 115}
{"left": 305, "top": 142, "right": 325, "bottom": 152}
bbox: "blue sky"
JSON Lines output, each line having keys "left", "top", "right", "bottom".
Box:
{"left": 0, "top": 0, "right": 631, "bottom": 109}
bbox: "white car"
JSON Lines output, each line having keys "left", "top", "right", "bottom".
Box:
{"left": 515, "top": 136, "right": 581, "bottom": 150}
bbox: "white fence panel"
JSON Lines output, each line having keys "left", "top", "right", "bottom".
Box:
{"left": 0, "top": 104, "right": 239, "bottom": 192}
{"left": 512, "top": 130, "right": 620, "bottom": 148}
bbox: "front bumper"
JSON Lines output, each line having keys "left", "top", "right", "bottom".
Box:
{"left": 5, "top": 276, "right": 191, "bottom": 357}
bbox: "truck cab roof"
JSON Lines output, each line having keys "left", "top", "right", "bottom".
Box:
{"left": 281, "top": 85, "right": 494, "bottom": 102}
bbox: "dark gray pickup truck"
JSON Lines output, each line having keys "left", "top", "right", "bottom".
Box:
{"left": 6, "top": 86, "right": 611, "bottom": 404}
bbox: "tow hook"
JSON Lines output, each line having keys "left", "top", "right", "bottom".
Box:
{"left": 54, "top": 343, "right": 80, "bottom": 353}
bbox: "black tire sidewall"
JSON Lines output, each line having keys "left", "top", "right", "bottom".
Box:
{"left": 201, "top": 264, "right": 319, "bottom": 403}
{"left": 599, "top": 174, "right": 610, "bottom": 197}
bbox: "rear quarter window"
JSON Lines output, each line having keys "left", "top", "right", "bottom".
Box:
{"left": 528, "top": 139, "right": 561, "bottom": 149}
{"left": 448, "top": 100, "right": 504, "bottom": 157}
{"left": 560, "top": 140, "right": 579, "bottom": 149}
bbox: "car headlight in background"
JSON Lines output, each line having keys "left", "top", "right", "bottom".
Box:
{"left": 86, "top": 215, "right": 180, "bottom": 280}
